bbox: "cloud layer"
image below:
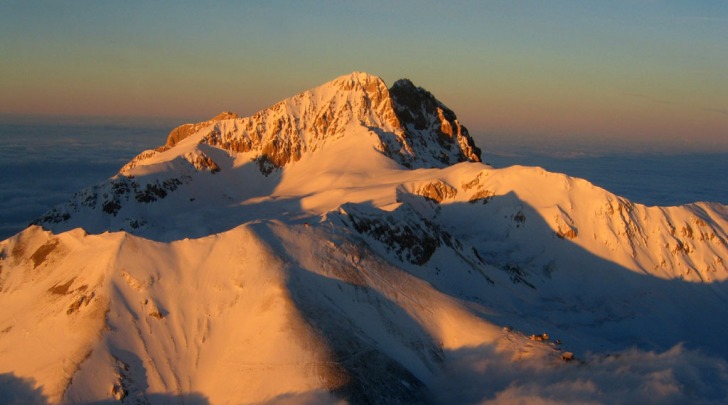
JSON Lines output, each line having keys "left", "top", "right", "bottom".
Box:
{"left": 438, "top": 344, "right": 728, "bottom": 404}
{"left": 0, "top": 119, "right": 165, "bottom": 239}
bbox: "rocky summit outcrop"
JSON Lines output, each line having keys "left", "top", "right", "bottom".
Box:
{"left": 390, "top": 78, "right": 481, "bottom": 166}
{"left": 165, "top": 111, "right": 240, "bottom": 148}
{"left": 32, "top": 72, "right": 488, "bottom": 234}
{"left": 199, "top": 72, "right": 404, "bottom": 173}
{"left": 142, "top": 72, "right": 482, "bottom": 174}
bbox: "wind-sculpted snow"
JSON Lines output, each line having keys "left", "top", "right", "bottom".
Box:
{"left": 3, "top": 72, "right": 728, "bottom": 403}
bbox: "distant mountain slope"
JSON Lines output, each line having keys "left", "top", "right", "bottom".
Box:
{"left": 2, "top": 72, "right": 728, "bottom": 404}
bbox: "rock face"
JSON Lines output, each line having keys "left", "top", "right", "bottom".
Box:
{"left": 416, "top": 180, "right": 459, "bottom": 203}
{"left": 159, "top": 72, "right": 481, "bottom": 174}
{"left": 34, "top": 72, "right": 486, "bottom": 234}
{"left": 165, "top": 111, "right": 239, "bottom": 148}
{"left": 389, "top": 79, "right": 481, "bottom": 166}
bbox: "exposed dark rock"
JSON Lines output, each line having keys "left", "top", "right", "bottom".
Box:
{"left": 513, "top": 211, "right": 526, "bottom": 223}
{"left": 556, "top": 227, "right": 578, "bottom": 240}
{"left": 190, "top": 73, "right": 485, "bottom": 174}
{"left": 48, "top": 278, "right": 75, "bottom": 295}
{"left": 166, "top": 111, "right": 239, "bottom": 147}
{"left": 184, "top": 151, "right": 221, "bottom": 173}
{"left": 389, "top": 78, "right": 482, "bottom": 165}
{"left": 30, "top": 239, "right": 58, "bottom": 268}
{"left": 337, "top": 204, "right": 444, "bottom": 265}
{"left": 503, "top": 264, "right": 536, "bottom": 288}
{"left": 416, "top": 180, "right": 457, "bottom": 203}
{"left": 469, "top": 189, "right": 494, "bottom": 204}
{"left": 33, "top": 211, "right": 70, "bottom": 225}
{"left": 103, "top": 201, "right": 122, "bottom": 215}
{"left": 66, "top": 292, "right": 94, "bottom": 315}
{"left": 135, "top": 184, "right": 167, "bottom": 203}
{"left": 34, "top": 174, "right": 190, "bottom": 230}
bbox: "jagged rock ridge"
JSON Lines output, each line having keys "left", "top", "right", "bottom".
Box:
{"left": 166, "top": 111, "right": 240, "bottom": 148}
{"left": 389, "top": 78, "right": 481, "bottom": 165}
{"left": 156, "top": 72, "right": 481, "bottom": 173}
{"left": 34, "top": 72, "right": 484, "bottom": 233}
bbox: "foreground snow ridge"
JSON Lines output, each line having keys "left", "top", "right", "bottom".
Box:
{"left": 2, "top": 72, "right": 728, "bottom": 404}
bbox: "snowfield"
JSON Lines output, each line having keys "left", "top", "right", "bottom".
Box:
{"left": 2, "top": 72, "right": 728, "bottom": 404}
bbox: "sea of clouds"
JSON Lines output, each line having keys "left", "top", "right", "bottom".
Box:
{"left": 437, "top": 343, "right": 728, "bottom": 404}
{"left": 0, "top": 117, "right": 169, "bottom": 239}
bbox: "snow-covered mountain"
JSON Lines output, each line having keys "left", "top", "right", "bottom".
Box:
{"left": 2, "top": 72, "right": 728, "bottom": 404}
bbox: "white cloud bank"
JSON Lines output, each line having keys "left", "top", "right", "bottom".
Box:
{"left": 437, "top": 344, "right": 728, "bottom": 404}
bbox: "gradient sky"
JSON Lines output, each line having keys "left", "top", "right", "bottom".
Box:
{"left": 1, "top": 1, "right": 726, "bottom": 151}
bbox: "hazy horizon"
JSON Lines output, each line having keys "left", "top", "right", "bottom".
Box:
{"left": 1, "top": 1, "right": 726, "bottom": 151}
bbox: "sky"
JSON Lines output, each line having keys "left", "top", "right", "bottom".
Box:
{"left": 0, "top": 0, "right": 727, "bottom": 151}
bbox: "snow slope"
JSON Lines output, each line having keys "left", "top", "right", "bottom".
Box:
{"left": 2, "top": 72, "right": 728, "bottom": 404}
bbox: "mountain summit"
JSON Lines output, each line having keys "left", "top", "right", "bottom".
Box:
{"left": 165, "top": 72, "right": 480, "bottom": 172}
{"left": 3, "top": 73, "right": 728, "bottom": 404}
{"left": 33, "top": 72, "right": 483, "bottom": 237}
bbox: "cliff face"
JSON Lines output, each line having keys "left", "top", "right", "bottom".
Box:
{"left": 389, "top": 78, "right": 481, "bottom": 166}
{"left": 165, "top": 111, "right": 239, "bottom": 148}
{"left": 154, "top": 72, "right": 482, "bottom": 174}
